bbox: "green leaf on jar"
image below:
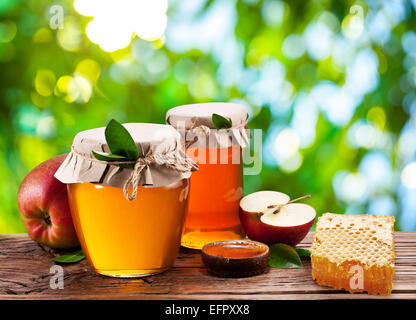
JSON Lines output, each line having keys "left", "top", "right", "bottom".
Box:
{"left": 212, "top": 113, "right": 232, "bottom": 130}
{"left": 91, "top": 151, "right": 134, "bottom": 169}
{"left": 91, "top": 119, "right": 140, "bottom": 169}
{"left": 104, "top": 119, "right": 139, "bottom": 161}
{"left": 91, "top": 151, "right": 128, "bottom": 162}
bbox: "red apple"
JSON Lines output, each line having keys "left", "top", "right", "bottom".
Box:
{"left": 239, "top": 191, "right": 316, "bottom": 246}
{"left": 17, "top": 154, "right": 79, "bottom": 249}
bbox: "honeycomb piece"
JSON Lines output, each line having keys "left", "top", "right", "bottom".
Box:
{"left": 310, "top": 213, "right": 395, "bottom": 296}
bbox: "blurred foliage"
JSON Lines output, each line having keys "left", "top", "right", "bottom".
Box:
{"left": 1, "top": 0, "right": 416, "bottom": 233}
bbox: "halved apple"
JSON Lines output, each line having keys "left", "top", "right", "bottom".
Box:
{"left": 239, "top": 191, "right": 316, "bottom": 246}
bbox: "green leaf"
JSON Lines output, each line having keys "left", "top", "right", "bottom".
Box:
{"left": 269, "top": 243, "right": 303, "bottom": 269}
{"left": 51, "top": 249, "right": 85, "bottom": 264}
{"left": 92, "top": 151, "right": 134, "bottom": 169}
{"left": 91, "top": 151, "right": 128, "bottom": 162}
{"left": 295, "top": 247, "right": 311, "bottom": 259}
{"left": 104, "top": 119, "right": 139, "bottom": 160}
{"left": 212, "top": 113, "right": 232, "bottom": 129}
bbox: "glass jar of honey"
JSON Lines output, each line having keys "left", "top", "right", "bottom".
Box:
{"left": 166, "top": 103, "right": 249, "bottom": 249}
{"left": 55, "top": 123, "right": 197, "bottom": 277}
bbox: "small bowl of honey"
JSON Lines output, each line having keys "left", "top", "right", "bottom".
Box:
{"left": 201, "top": 240, "right": 270, "bottom": 278}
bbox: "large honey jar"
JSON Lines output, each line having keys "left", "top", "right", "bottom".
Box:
{"left": 55, "top": 123, "right": 197, "bottom": 277}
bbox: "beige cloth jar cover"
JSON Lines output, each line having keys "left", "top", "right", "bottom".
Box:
{"left": 165, "top": 102, "right": 249, "bottom": 149}
{"left": 54, "top": 123, "right": 197, "bottom": 194}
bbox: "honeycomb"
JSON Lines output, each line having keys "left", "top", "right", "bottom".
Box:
{"left": 310, "top": 213, "right": 395, "bottom": 296}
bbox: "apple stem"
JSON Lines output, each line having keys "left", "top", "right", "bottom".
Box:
{"left": 271, "top": 194, "right": 311, "bottom": 214}
{"left": 289, "top": 194, "right": 311, "bottom": 204}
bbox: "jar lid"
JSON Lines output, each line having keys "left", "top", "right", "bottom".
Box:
{"left": 166, "top": 102, "right": 249, "bottom": 148}
{"left": 54, "top": 123, "right": 197, "bottom": 200}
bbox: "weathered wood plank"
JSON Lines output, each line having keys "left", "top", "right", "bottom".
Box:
{"left": 0, "top": 232, "right": 415, "bottom": 300}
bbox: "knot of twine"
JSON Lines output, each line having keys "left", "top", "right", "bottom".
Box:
{"left": 71, "top": 147, "right": 197, "bottom": 201}
{"left": 184, "top": 120, "right": 248, "bottom": 148}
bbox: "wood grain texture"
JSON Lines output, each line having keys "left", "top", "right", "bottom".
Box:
{"left": 0, "top": 232, "right": 415, "bottom": 300}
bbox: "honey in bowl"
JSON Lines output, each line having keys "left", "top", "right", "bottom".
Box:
{"left": 204, "top": 241, "right": 267, "bottom": 259}
{"left": 201, "top": 240, "right": 270, "bottom": 278}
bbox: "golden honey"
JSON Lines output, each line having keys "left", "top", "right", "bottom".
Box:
{"left": 203, "top": 242, "right": 267, "bottom": 259}
{"left": 67, "top": 179, "right": 189, "bottom": 277}
{"left": 181, "top": 144, "right": 244, "bottom": 249}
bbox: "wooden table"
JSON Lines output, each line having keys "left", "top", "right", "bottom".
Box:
{"left": 0, "top": 232, "right": 415, "bottom": 300}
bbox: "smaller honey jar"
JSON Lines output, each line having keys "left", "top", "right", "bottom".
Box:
{"left": 166, "top": 102, "right": 249, "bottom": 249}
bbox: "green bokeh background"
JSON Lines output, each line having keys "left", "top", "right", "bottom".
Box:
{"left": 1, "top": 0, "right": 416, "bottom": 233}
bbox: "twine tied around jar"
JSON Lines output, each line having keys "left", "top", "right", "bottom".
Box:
{"left": 71, "top": 146, "right": 198, "bottom": 201}
{"left": 183, "top": 120, "right": 248, "bottom": 148}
